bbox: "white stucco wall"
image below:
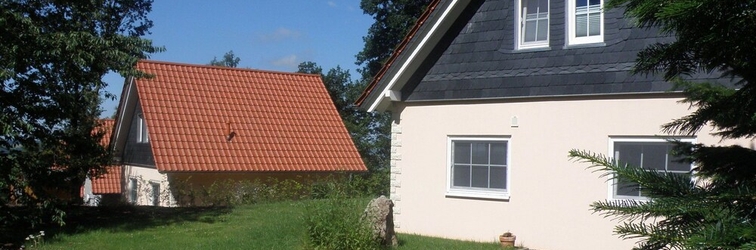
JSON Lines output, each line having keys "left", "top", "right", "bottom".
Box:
{"left": 390, "top": 94, "right": 754, "bottom": 250}
{"left": 123, "top": 165, "right": 175, "bottom": 207}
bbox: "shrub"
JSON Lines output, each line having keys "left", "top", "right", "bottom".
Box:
{"left": 170, "top": 175, "right": 361, "bottom": 207}
{"left": 304, "top": 183, "right": 379, "bottom": 250}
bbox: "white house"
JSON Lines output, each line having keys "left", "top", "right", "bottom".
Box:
{"left": 356, "top": 0, "right": 753, "bottom": 249}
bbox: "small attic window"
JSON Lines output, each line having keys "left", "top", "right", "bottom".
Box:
{"left": 137, "top": 113, "right": 149, "bottom": 143}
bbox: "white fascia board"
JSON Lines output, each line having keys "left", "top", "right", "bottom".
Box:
{"left": 368, "top": 0, "right": 465, "bottom": 112}
{"left": 112, "top": 77, "right": 137, "bottom": 155}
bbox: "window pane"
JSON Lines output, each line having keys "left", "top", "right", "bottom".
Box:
{"left": 589, "top": 0, "right": 600, "bottom": 6}
{"left": 454, "top": 142, "right": 471, "bottom": 164}
{"left": 525, "top": 0, "right": 538, "bottom": 14}
{"left": 642, "top": 144, "right": 668, "bottom": 171}
{"left": 588, "top": 12, "right": 601, "bottom": 36}
{"left": 453, "top": 165, "right": 471, "bottom": 187}
{"left": 472, "top": 143, "right": 489, "bottom": 164}
{"left": 575, "top": 14, "right": 588, "bottom": 37}
{"left": 152, "top": 183, "right": 160, "bottom": 206}
{"left": 471, "top": 166, "right": 489, "bottom": 188}
{"left": 616, "top": 177, "right": 640, "bottom": 196}
{"left": 523, "top": 0, "right": 548, "bottom": 44}
{"left": 616, "top": 143, "right": 642, "bottom": 168}
{"left": 577, "top": 0, "right": 587, "bottom": 7}
{"left": 524, "top": 20, "right": 537, "bottom": 42}
{"left": 537, "top": 19, "right": 548, "bottom": 41}
{"left": 490, "top": 143, "right": 507, "bottom": 165}
{"left": 668, "top": 155, "right": 691, "bottom": 172}
{"left": 490, "top": 166, "right": 507, "bottom": 189}
{"left": 538, "top": 0, "right": 548, "bottom": 12}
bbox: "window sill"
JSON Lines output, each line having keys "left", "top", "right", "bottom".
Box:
{"left": 609, "top": 195, "right": 651, "bottom": 202}
{"left": 563, "top": 42, "right": 606, "bottom": 49}
{"left": 445, "top": 189, "right": 510, "bottom": 201}
{"left": 500, "top": 46, "right": 552, "bottom": 54}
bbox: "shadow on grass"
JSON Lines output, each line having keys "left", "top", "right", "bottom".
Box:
{"left": 1, "top": 205, "right": 232, "bottom": 249}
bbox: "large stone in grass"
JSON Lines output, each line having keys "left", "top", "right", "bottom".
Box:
{"left": 363, "top": 195, "right": 398, "bottom": 247}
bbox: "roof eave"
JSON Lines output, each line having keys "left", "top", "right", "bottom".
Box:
{"left": 359, "top": 0, "right": 474, "bottom": 112}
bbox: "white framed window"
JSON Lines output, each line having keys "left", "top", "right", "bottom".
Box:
{"left": 137, "top": 113, "right": 149, "bottom": 143}
{"left": 447, "top": 136, "right": 510, "bottom": 200}
{"left": 567, "top": 0, "right": 603, "bottom": 45}
{"left": 516, "top": 0, "right": 549, "bottom": 49}
{"left": 129, "top": 178, "right": 138, "bottom": 204}
{"left": 608, "top": 137, "right": 695, "bottom": 200}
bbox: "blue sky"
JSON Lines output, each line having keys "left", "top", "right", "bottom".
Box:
{"left": 101, "top": 0, "right": 373, "bottom": 116}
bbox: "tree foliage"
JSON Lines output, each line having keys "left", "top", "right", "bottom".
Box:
{"left": 570, "top": 0, "right": 756, "bottom": 249}
{"left": 209, "top": 50, "right": 240, "bottom": 68}
{"left": 356, "top": 0, "right": 432, "bottom": 80}
{"left": 0, "top": 0, "right": 160, "bottom": 226}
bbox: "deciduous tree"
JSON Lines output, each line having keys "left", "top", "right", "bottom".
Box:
{"left": 0, "top": 0, "right": 161, "bottom": 226}
{"left": 298, "top": 62, "right": 390, "bottom": 195}
{"left": 209, "top": 50, "right": 240, "bottom": 68}
{"left": 356, "top": 0, "right": 432, "bottom": 80}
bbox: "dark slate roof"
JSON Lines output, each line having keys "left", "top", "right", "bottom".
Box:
{"left": 399, "top": 0, "right": 732, "bottom": 101}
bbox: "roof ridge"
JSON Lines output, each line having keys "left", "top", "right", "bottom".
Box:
{"left": 138, "top": 59, "right": 321, "bottom": 78}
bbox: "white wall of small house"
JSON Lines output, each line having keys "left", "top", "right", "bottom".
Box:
{"left": 389, "top": 94, "right": 754, "bottom": 250}
{"left": 123, "top": 165, "right": 174, "bottom": 207}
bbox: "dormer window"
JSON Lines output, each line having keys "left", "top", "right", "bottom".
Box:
{"left": 137, "top": 113, "right": 149, "bottom": 143}
{"left": 516, "top": 0, "right": 549, "bottom": 49}
{"left": 567, "top": 0, "right": 603, "bottom": 45}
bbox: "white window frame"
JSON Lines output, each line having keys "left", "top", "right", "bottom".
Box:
{"left": 607, "top": 137, "right": 696, "bottom": 200}
{"left": 515, "top": 0, "right": 550, "bottom": 49}
{"left": 137, "top": 113, "right": 149, "bottom": 143}
{"left": 566, "top": 0, "right": 604, "bottom": 45}
{"left": 446, "top": 136, "right": 511, "bottom": 200}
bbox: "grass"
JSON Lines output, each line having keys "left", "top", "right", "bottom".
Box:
{"left": 8, "top": 200, "right": 504, "bottom": 249}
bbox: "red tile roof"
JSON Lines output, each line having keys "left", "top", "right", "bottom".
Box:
{"left": 91, "top": 119, "right": 122, "bottom": 194}
{"left": 91, "top": 166, "right": 122, "bottom": 194}
{"left": 134, "top": 60, "right": 367, "bottom": 172}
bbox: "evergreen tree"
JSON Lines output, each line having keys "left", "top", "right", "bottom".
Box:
{"left": 570, "top": 0, "right": 756, "bottom": 249}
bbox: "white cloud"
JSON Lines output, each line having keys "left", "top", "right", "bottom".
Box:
{"left": 270, "top": 54, "right": 299, "bottom": 68}
{"left": 258, "top": 28, "right": 301, "bottom": 42}
{"left": 327, "top": 1, "right": 337, "bottom": 7}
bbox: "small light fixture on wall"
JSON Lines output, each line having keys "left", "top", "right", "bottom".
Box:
{"left": 511, "top": 116, "right": 519, "bottom": 128}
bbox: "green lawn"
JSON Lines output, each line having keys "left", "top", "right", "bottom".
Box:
{"left": 16, "top": 200, "right": 502, "bottom": 249}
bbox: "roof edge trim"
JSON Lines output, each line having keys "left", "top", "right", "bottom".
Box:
{"left": 367, "top": 0, "right": 470, "bottom": 112}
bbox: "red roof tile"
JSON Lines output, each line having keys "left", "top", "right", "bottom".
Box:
{"left": 91, "top": 166, "right": 122, "bottom": 194}
{"left": 134, "top": 60, "right": 367, "bottom": 172}
{"left": 91, "top": 119, "right": 122, "bottom": 194}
